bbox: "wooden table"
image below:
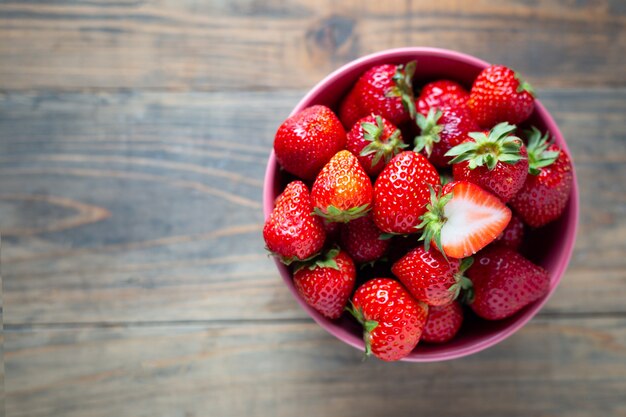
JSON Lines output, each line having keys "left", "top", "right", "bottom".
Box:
{"left": 2, "top": 1, "right": 625, "bottom": 416}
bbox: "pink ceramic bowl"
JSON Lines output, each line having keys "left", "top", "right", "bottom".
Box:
{"left": 263, "top": 47, "right": 579, "bottom": 362}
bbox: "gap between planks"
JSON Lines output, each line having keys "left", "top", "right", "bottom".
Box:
{"left": 6, "top": 311, "right": 626, "bottom": 332}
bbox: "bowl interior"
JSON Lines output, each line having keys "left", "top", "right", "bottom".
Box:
{"left": 264, "top": 47, "right": 579, "bottom": 362}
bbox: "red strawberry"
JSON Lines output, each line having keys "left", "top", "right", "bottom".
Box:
{"left": 339, "top": 88, "right": 364, "bottom": 130}
{"left": 422, "top": 301, "right": 464, "bottom": 343}
{"left": 373, "top": 151, "right": 439, "bottom": 234}
{"left": 418, "top": 181, "right": 512, "bottom": 259}
{"left": 414, "top": 105, "right": 479, "bottom": 168}
{"left": 322, "top": 219, "right": 340, "bottom": 245}
{"left": 493, "top": 213, "right": 525, "bottom": 250}
{"left": 274, "top": 105, "right": 346, "bottom": 180}
{"left": 346, "top": 115, "right": 408, "bottom": 176}
{"left": 293, "top": 248, "right": 356, "bottom": 319}
{"left": 447, "top": 122, "right": 529, "bottom": 202}
{"left": 263, "top": 181, "right": 326, "bottom": 264}
{"left": 509, "top": 127, "right": 573, "bottom": 227}
{"left": 348, "top": 278, "right": 428, "bottom": 361}
{"left": 467, "top": 246, "right": 550, "bottom": 320}
{"left": 416, "top": 80, "right": 469, "bottom": 116}
{"left": 311, "top": 150, "right": 373, "bottom": 222}
{"left": 340, "top": 214, "right": 390, "bottom": 264}
{"left": 391, "top": 247, "right": 473, "bottom": 306}
{"left": 468, "top": 65, "right": 535, "bottom": 128}
{"left": 344, "top": 62, "right": 417, "bottom": 127}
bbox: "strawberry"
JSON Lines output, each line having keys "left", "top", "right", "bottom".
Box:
{"left": 311, "top": 150, "right": 373, "bottom": 222}
{"left": 293, "top": 248, "right": 356, "bottom": 319}
{"left": 416, "top": 80, "right": 469, "bottom": 116}
{"left": 348, "top": 278, "right": 428, "bottom": 361}
{"left": 339, "top": 88, "right": 364, "bottom": 130}
{"left": 274, "top": 105, "right": 347, "bottom": 180}
{"left": 372, "top": 151, "right": 439, "bottom": 234}
{"left": 343, "top": 62, "right": 417, "bottom": 127}
{"left": 322, "top": 219, "right": 341, "bottom": 245}
{"left": 263, "top": 181, "right": 326, "bottom": 264}
{"left": 418, "top": 181, "right": 512, "bottom": 259}
{"left": 422, "top": 301, "right": 464, "bottom": 344}
{"left": 467, "top": 246, "right": 550, "bottom": 320}
{"left": 339, "top": 214, "right": 390, "bottom": 264}
{"left": 509, "top": 127, "right": 573, "bottom": 227}
{"left": 391, "top": 247, "right": 473, "bottom": 306}
{"left": 346, "top": 115, "right": 408, "bottom": 176}
{"left": 493, "top": 213, "right": 525, "bottom": 250}
{"left": 447, "top": 122, "right": 529, "bottom": 202}
{"left": 414, "top": 105, "right": 479, "bottom": 168}
{"left": 468, "top": 65, "right": 535, "bottom": 128}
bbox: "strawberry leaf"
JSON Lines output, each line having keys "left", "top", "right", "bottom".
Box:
{"left": 514, "top": 71, "right": 535, "bottom": 96}
{"left": 446, "top": 122, "right": 526, "bottom": 170}
{"left": 413, "top": 107, "right": 443, "bottom": 157}
{"left": 525, "top": 126, "right": 560, "bottom": 175}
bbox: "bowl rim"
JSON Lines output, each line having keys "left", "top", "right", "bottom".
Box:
{"left": 263, "top": 47, "right": 579, "bottom": 362}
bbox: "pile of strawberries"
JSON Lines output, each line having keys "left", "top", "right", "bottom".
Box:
{"left": 264, "top": 61, "right": 573, "bottom": 361}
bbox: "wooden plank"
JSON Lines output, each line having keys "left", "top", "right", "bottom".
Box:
{"left": 0, "top": 0, "right": 624, "bottom": 91}
{"left": 6, "top": 317, "right": 626, "bottom": 417}
{"left": 1, "top": 89, "right": 625, "bottom": 325}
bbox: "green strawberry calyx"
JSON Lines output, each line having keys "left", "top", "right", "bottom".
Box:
{"left": 266, "top": 249, "right": 319, "bottom": 267}
{"left": 360, "top": 115, "right": 408, "bottom": 169}
{"left": 514, "top": 71, "right": 535, "bottom": 96}
{"left": 416, "top": 185, "right": 453, "bottom": 258}
{"left": 413, "top": 107, "right": 444, "bottom": 157}
{"left": 313, "top": 204, "right": 370, "bottom": 223}
{"left": 445, "top": 122, "right": 525, "bottom": 170}
{"left": 346, "top": 301, "right": 378, "bottom": 357}
{"left": 525, "top": 126, "right": 560, "bottom": 176}
{"left": 448, "top": 257, "right": 474, "bottom": 301}
{"left": 386, "top": 60, "right": 417, "bottom": 120}
{"left": 293, "top": 248, "right": 341, "bottom": 273}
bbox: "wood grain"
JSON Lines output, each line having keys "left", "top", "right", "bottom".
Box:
{"left": 0, "top": 0, "right": 625, "bottom": 91}
{"left": 1, "top": 89, "right": 625, "bottom": 325}
{"left": 6, "top": 318, "right": 626, "bottom": 417}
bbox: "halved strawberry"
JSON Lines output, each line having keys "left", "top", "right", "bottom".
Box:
{"left": 418, "top": 181, "right": 512, "bottom": 259}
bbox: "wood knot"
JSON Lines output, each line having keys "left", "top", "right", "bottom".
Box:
{"left": 305, "top": 15, "right": 358, "bottom": 71}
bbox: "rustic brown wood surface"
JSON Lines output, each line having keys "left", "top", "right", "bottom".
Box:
{"left": 1, "top": 1, "right": 626, "bottom": 416}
